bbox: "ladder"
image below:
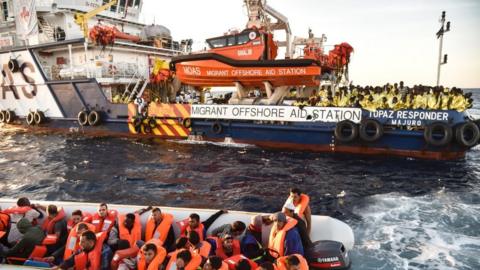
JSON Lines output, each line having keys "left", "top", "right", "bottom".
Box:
{"left": 128, "top": 80, "right": 148, "bottom": 102}
{"left": 38, "top": 17, "right": 55, "bottom": 41}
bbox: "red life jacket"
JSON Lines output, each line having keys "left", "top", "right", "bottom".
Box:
{"left": 292, "top": 194, "right": 310, "bottom": 219}
{"left": 276, "top": 254, "right": 309, "bottom": 270}
{"left": 111, "top": 246, "right": 139, "bottom": 270}
{"left": 118, "top": 213, "right": 142, "bottom": 248}
{"left": 165, "top": 249, "right": 202, "bottom": 270}
{"left": 137, "top": 239, "right": 167, "bottom": 270}
{"left": 67, "top": 212, "right": 92, "bottom": 231}
{"left": 64, "top": 222, "right": 96, "bottom": 260}
{"left": 144, "top": 213, "right": 173, "bottom": 243}
{"left": 178, "top": 218, "right": 205, "bottom": 241}
{"left": 0, "top": 211, "right": 10, "bottom": 239}
{"left": 208, "top": 237, "right": 241, "bottom": 260}
{"left": 192, "top": 240, "right": 212, "bottom": 258}
{"left": 41, "top": 208, "right": 66, "bottom": 234}
{"left": 74, "top": 231, "right": 107, "bottom": 270}
{"left": 2, "top": 206, "right": 32, "bottom": 215}
{"left": 268, "top": 218, "right": 298, "bottom": 258}
{"left": 91, "top": 210, "right": 118, "bottom": 233}
{"left": 224, "top": 254, "right": 258, "bottom": 270}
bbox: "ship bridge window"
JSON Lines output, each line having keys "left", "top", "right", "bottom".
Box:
{"left": 237, "top": 33, "right": 250, "bottom": 45}
{"left": 2, "top": 1, "right": 8, "bottom": 21}
{"left": 208, "top": 38, "right": 227, "bottom": 48}
{"left": 134, "top": 0, "right": 140, "bottom": 8}
{"left": 227, "top": 36, "right": 236, "bottom": 46}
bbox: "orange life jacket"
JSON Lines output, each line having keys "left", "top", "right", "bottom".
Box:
{"left": 41, "top": 208, "right": 66, "bottom": 234}
{"left": 0, "top": 211, "right": 10, "bottom": 239}
{"left": 192, "top": 240, "right": 212, "bottom": 258}
{"left": 179, "top": 218, "right": 205, "bottom": 241}
{"left": 2, "top": 206, "right": 32, "bottom": 215}
{"left": 74, "top": 231, "right": 107, "bottom": 270}
{"left": 111, "top": 246, "right": 139, "bottom": 270}
{"left": 144, "top": 213, "right": 173, "bottom": 243}
{"left": 67, "top": 212, "right": 93, "bottom": 231}
{"left": 224, "top": 254, "right": 258, "bottom": 270}
{"left": 91, "top": 210, "right": 118, "bottom": 233}
{"left": 118, "top": 213, "right": 142, "bottom": 248}
{"left": 293, "top": 194, "right": 309, "bottom": 219}
{"left": 64, "top": 222, "right": 96, "bottom": 260}
{"left": 276, "top": 254, "right": 309, "bottom": 270}
{"left": 165, "top": 249, "right": 202, "bottom": 270}
{"left": 219, "top": 261, "right": 230, "bottom": 270}
{"left": 208, "top": 237, "right": 241, "bottom": 260}
{"left": 137, "top": 239, "right": 167, "bottom": 270}
{"left": 268, "top": 218, "right": 298, "bottom": 258}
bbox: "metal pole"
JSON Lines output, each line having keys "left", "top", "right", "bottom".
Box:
{"left": 436, "top": 34, "right": 443, "bottom": 86}
{"left": 68, "top": 44, "right": 74, "bottom": 80}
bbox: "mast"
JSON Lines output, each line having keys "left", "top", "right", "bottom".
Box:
{"left": 436, "top": 11, "right": 450, "bottom": 86}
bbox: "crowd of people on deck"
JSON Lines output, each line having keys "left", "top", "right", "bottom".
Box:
{"left": 0, "top": 188, "right": 313, "bottom": 270}
{"left": 292, "top": 82, "right": 473, "bottom": 112}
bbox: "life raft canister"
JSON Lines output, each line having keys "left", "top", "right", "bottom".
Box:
{"left": 334, "top": 120, "right": 358, "bottom": 143}
{"left": 359, "top": 119, "right": 384, "bottom": 142}
{"left": 455, "top": 121, "right": 480, "bottom": 147}
{"left": 424, "top": 122, "right": 452, "bottom": 146}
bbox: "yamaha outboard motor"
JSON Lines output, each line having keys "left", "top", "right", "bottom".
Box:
{"left": 305, "top": 240, "right": 351, "bottom": 269}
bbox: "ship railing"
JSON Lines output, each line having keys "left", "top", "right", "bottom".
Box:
{"left": 99, "top": 62, "right": 148, "bottom": 79}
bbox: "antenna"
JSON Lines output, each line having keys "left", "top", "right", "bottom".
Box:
{"left": 436, "top": 11, "right": 451, "bottom": 86}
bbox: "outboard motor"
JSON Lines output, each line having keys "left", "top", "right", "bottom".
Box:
{"left": 305, "top": 240, "right": 351, "bottom": 269}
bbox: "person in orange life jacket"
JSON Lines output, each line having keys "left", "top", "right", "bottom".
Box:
{"left": 206, "top": 233, "right": 240, "bottom": 260}
{"left": 203, "top": 255, "right": 226, "bottom": 270}
{"left": 287, "top": 188, "right": 311, "bottom": 234}
{"left": 269, "top": 212, "right": 303, "bottom": 257}
{"left": 44, "top": 222, "right": 91, "bottom": 264}
{"left": 236, "top": 258, "right": 254, "bottom": 270}
{"left": 6, "top": 197, "right": 43, "bottom": 245}
{"left": 167, "top": 249, "right": 194, "bottom": 270}
{"left": 0, "top": 207, "right": 11, "bottom": 249}
{"left": 34, "top": 204, "right": 68, "bottom": 255}
{"left": 282, "top": 202, "right": 312, "bottom": 249}
{"left": 276, "top": 255, "right": 307, "bottom": 270}
{"left": 257, "top": 262, "right": 276, "bottom": 270}
{"left": 145, "top": 207, "right": 176, "bottom": 252}
{"left": 55, "top": 230, "right": 113, "bottom": 270}
{"left": 68, "top": 210, "right": 92, "bottom": 232}
{"left": 92, "top": 203, "right": 118, "bottom": 234}
{"left": 187, "top": 230, "right": 211, "bottom": 258}
{"left": 107, "top": 213, "right": 139, "bottom": 251}
{"left": 0, "top": 218, "right": 45, "bottom": 263}
{"left": 116, "top": 242, "right": 162, "bottom": 270}
{"left": 180, "top": 210, "right": 228, "bottom": 241}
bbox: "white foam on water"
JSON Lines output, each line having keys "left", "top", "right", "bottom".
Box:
{"left": 350, "top": 190, "right": 480, "bottom": 270}
{"left": 176, "top": 137, "right": 254, "bottom": 149}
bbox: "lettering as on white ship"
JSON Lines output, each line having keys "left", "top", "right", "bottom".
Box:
{"left": 184, "top": 67, "right": 308, "bottom": 77}
{"left": 191, "top": 105, "right": 362, "bottom": 123}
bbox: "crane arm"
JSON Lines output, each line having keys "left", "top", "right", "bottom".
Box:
{"left": 74, "top": 0, "right": 118, "bottom": 38}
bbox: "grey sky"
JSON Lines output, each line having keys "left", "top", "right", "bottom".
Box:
{"left": 141, "top": 0, "right": 480, "bottom": 88}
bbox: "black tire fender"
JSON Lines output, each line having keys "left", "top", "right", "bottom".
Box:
{"left": 334, "top": 120, "right": 358, "bottom": 143}
{"left": 77, "top": 111, "right": 89, "bottom": 126}
{"left": 26, "top": 112, "right": 35, "bottom": 125}
{"left": 359, "top": 119, "right": 384, "bottom": 142}
{"left": 5, "top": 110, "right": 15, "bottom": 124}
{"left": 34, "top": 111, "right": 45, "bottom": 125}
{"left": 0, "top": 111, "right": 5, "bottom": 123}
{"left": 424, "top": 122, "right": 453, "bottom": 146}
{"left": 182, "top": 118, "right": 192, "bottom": 129}
{"left": 455, "top": 122, "right": 480, "bottom": 147}
{"left": 211, "top": 121, "right": 223, "bottom": 135}
{"left": 88, "top": 110, "right": 101, "bottom": 126}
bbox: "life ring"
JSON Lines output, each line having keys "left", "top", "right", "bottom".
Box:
{"left": 148, "top": 117, "right": 157, "bottom": 129}
{"left": 211, "top": 121, "right": 223, "bottom": 135}
{"left": 5, "top": 110, "right": 15, "bottom": 124}
{"left": 359, "top": 119, "right": 383, "bottom": 142}
{"left": 88, "top": 110, "right": 101, "bottom": 126}
{"left": 334, "top": 120, "right": 358, "bottom": 143}
{"left": 108, "top": 65, "right": 118, "bottom": 75}
{"left": 8, "top": 59, "right": 20, "bottom": 72}
{"left": 34, "top": 111, "right": 46, "bottom": 125}
{"left": 424, "top": 122, "right": 452, "bottom": 146}
{"left": 455, "top": 122, "right": 480, "bottom": 147}
{"left": 77, "top": 111, "right": 89, "bottom": 126}
{"left": 182, "top": 118, "right": 192, "bottom": 129}
{"left": 0, "top": 111, "right": 5, "bottom": 123}
{"left": 26, "top": 112, "right": 35, "bottom": 125}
